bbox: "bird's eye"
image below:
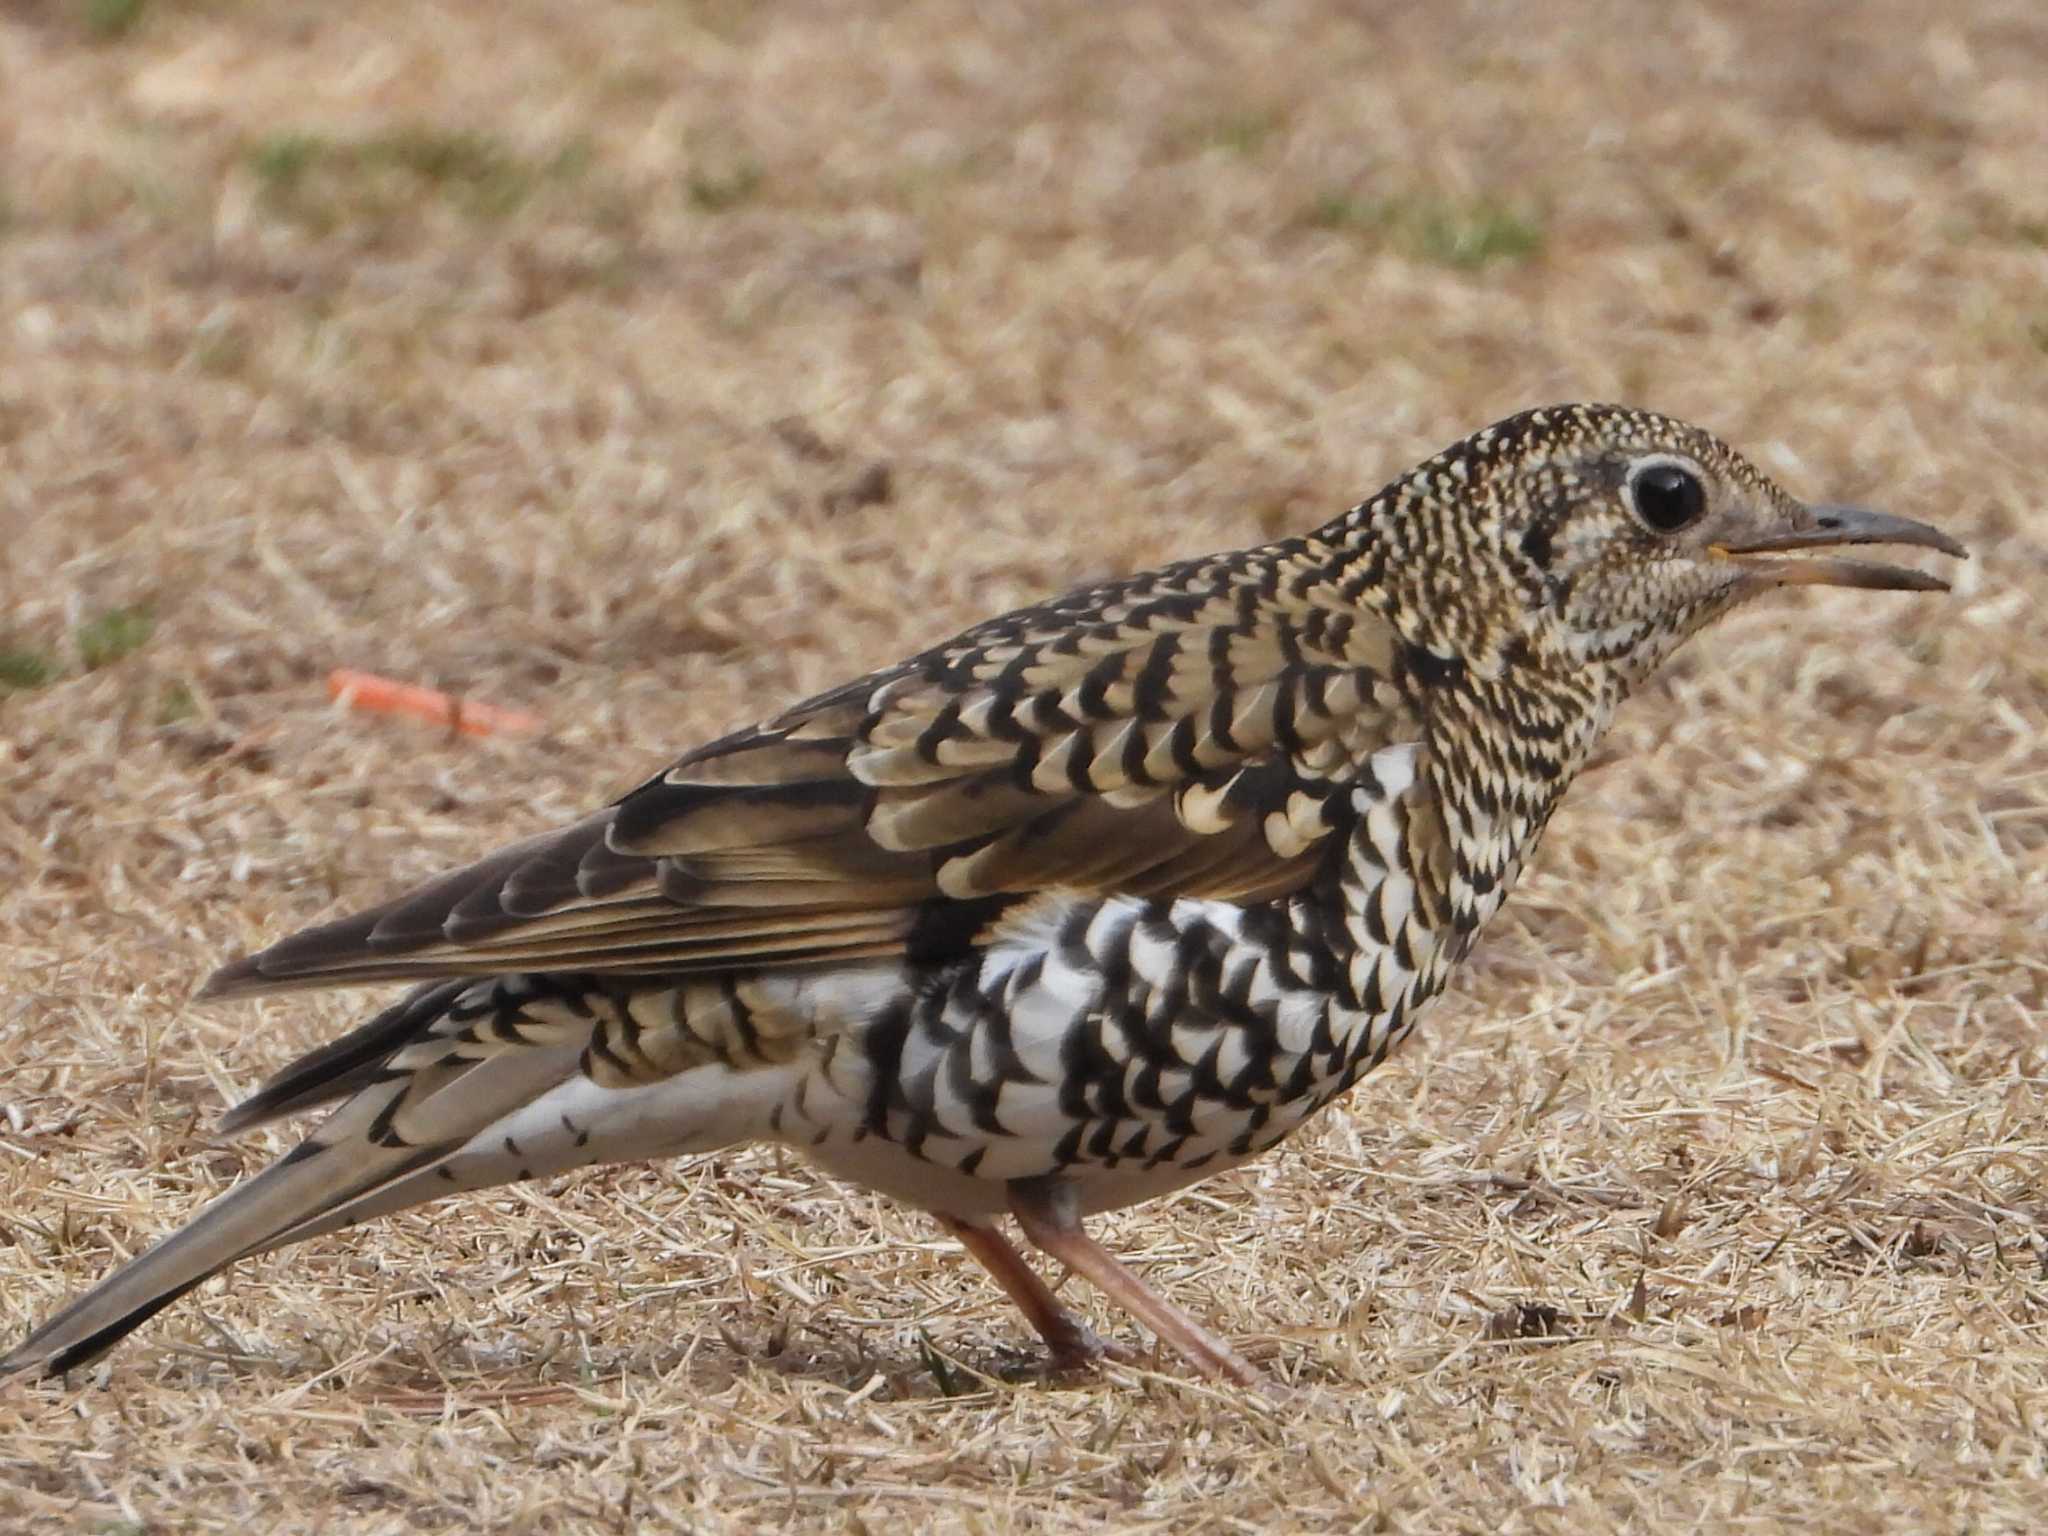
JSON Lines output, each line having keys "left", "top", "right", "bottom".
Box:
{"left": 1628, "top": 462, "right": 1706, "bottom": 533}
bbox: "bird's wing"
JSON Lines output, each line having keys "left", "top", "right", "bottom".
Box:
{"left": 204, "top": 547, "right": 1423, "bottom": 997}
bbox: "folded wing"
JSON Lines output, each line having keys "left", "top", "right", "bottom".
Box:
{"left": 204, "top": 550, "right": 1421, "bottom": 997}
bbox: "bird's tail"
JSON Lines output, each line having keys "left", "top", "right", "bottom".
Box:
{"left": 2, "top": 974, "right": 782, "bottom": 1379}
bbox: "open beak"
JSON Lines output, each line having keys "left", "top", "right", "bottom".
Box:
{"left": 1712, "top": 505, "right": 1968, "bottom": 592}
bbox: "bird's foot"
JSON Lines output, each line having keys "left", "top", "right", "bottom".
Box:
{"left": 1040, "top": 1310, "right": 1140, "bottom": 1374}
{"left": 1008, "top": 1179, "right": 1277, "bottom": 1397}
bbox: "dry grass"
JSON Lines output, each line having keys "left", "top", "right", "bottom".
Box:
{"left": 1, "top": 1, "right": 2045, "bottom": 1530}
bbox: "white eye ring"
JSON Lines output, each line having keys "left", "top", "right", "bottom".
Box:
{"left": 1625, "top": 455, "right": 1708, "bottom": 533}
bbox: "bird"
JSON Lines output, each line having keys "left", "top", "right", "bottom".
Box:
{"left": 2, "top": 403, "right": 1966, "bottom": 1390}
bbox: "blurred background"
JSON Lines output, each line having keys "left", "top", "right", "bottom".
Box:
{"left": 1, "top": 3, "right": 2043, "bottom": 1531}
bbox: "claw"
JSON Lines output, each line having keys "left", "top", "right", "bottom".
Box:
{"left": 1041, "top": 1311, "right": 1139, "bottom": 1373}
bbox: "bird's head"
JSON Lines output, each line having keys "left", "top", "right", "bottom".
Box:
{"left": 1350, "top": 403, "right": 1967, "bottom": 692}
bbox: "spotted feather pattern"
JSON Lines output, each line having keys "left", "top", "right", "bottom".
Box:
{"left": 8, "top": 402, "right": 1960, "bottom": 1381}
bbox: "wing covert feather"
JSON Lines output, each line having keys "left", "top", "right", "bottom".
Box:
{"left": 205, "top": 553, "right": 1425, "bottom": 998}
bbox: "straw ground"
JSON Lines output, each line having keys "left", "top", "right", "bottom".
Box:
{"left": 1, "top": 2, "right": 2044, "bottom": 1530}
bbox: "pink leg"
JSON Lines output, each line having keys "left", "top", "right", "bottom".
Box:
{"left": 937, "top": 1214, "right": 1134, "bottom": 1371}
{"left": 1007, "top": 1180, "right": 1266, "bottom": 1390}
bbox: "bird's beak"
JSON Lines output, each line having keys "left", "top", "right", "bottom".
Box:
{"left": 1711, "top": 504, "right": 1968, "bottom": 592}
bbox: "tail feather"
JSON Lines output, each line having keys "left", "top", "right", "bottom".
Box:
{"left": 0, "top": 984, "right": 594, "bottom": 1380}
{"left": 3, "top": 970, "right": 800, "bottom": 1380}
{"left": 0, "top": 1123, "right": 457, "bottom": 1378}
{"left": 217, "top": 980, "right": 472, "bottom": 1134}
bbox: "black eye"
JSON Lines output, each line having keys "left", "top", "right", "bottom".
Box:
{"left": 1630, "top": 462, "right": 1706, "bottom": 532}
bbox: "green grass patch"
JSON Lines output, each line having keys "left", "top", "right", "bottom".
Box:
{"left": 82, "top": 0, "right": 145, "bottom": 40}
{"left": 1304, "top": 192, "right": 1394, "bottom": 233}
{"left": 247, "top": 127, "right": 593, "bottom": 230}
{"left": 76, "top": 606, "right": 154, "bottom": 670}
{"left": 365, "top": 129, "right": 539, "bottom": 218}
{"left": 686, "top": 160, "right": 764, "bottom": 212}
{"left": 1414, "top": 200, "right": 1544, "bottom": 268}
{"left": 156, "top": 681, "right": 198, "bottom": 725}
{"left": 2014, "top": 217, "right": 2048, "bottom": 248}
{"left": 1305, "top": 190, "right": 1544, "bottom": 269}
{"left": 0, "top": 648, "right": 56, "bottom": 692}
{"left": 248, "top": 132, "right": 325, "bottom": 195}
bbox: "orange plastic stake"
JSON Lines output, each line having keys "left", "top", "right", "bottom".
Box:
{"left": 326, "top": 669, "right": 543, "bottom": 739}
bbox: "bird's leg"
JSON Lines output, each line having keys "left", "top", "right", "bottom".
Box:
{"left": 1006, "top": 1179, "right": 1265, "bottom": 1390}
{"left": 935, "top": 1214, "right": 1134, "bottom": 1371}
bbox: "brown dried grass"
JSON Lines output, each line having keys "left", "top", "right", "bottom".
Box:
{"left": 1, "top": 1, "right": 2045, "bottom": 1530}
